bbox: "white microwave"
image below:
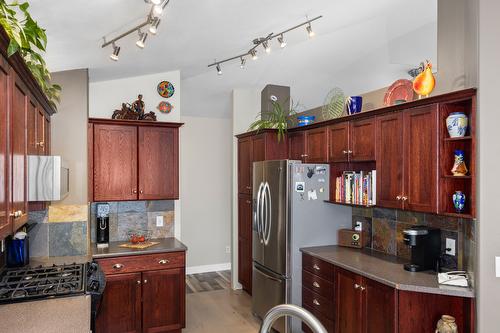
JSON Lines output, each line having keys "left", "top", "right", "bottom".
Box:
{"left": 28, "top": 155, "right": 69, "bottom": 201}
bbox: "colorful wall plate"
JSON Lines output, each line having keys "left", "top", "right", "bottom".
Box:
{"left": 157, "top": 81, "right": 175, "bottom": 98}
{"left": 157, "top": 101, "right": 173, "bottom": 114}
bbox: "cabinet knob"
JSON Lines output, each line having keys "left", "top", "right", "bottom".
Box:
{"left": 246, "top": 200, "right": 251, "bottom": 204}
{"left": 39, "top": 141, "right": 45, "bottom": 148}
{"left": 158, "top": 259, "right": 170, "bottom": 265}
{"left": 347, "top": 150, "right": 353, "bottom": 154}
{"left": 132, "top": 189, "right": 137, "bottom": 194}
{"left": 139, "top": 190, "right": 144, "bottom": 194}
{"left": 402, "top": 196, "right": 408, "bottom": 201}
{"left": 396, "top": 195, "right": 402, "bottom": 200}
{"left": 300, "top": 154, "right": 309, "bottom": 158}
{"left": 312, "top": 281, "right": 320, "bottom": 288}
{"left": 354, "top": 283, "right": 361, "bottom": 289}
{"left": 143, "top": 279, "right": 148, "bottom": 284}
{"left": 136, "top": 280, "right": 141, "bottom": 285}
{"left": 112, "top": 263, "right": 124, "bottom": 270}
{"left": 313, "top": 264, "right": 320, "bottom": 271}
{"left": 360, "top": 286, "right": 366, "bottom": 291}
{"left": 312, "top": 299, "right": 321, "bottom": 306}
{"left": 246, "top": 186, "right": 252, "bottom": 190}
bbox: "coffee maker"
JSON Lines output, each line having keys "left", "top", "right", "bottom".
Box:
{"left": 96, "top": 203, "right": 110, "bottom": 248}
{"left": 403, "top": 226, "right": 441, "bottom": 272}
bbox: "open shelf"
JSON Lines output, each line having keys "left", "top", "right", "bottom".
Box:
{"left": 443, "top": 175, "right": 472, "bottom": 179}
{"left": 444, "top": 136, "right": 472, "bottom": 142}
{"left": 325, "top": 200, "right": 374, "bottom": 208}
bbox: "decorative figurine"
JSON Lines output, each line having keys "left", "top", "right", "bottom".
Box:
{"left": 435, "top": 315, "right": 458, "bottom": 333}
{"left": 446, "top": 112, "right": 468, "bottom": 138}
{"left": 412, "top": 60, "right": 435, "bottom": 98}
{"left": 451, "top": 150, "right": 468, "bottom": 176}
{"left": 452, "top": 191, "right": 466, "bottom": 213}
{"left": 112, "top": 94, "right": 157, "bottom": 121}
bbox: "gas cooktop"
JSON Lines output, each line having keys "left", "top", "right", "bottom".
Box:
{"left": 0, "top": 263, "right": 86, "bottom": 303}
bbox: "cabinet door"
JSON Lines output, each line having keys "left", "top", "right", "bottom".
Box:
{"left": 0, "top": 57, "right": 10, "bottom": 238}
{"left": 350, "top": 118, "right": 375, "bottom": 161}
{"left": 376, "top": 113, "right": 404, "bottom": 209}
{"left": 305, "top": 127, "right": 328, "bottom": 162}
{"left": 138, "top": 126, "right": 179, "bottom": 200}
{"left": 362, "top": 278, "right": 397, "bottom": 333}
{"left": 403, "top": 106, "right": 438, "bottom": 213}
{"left": 288, "top": 131, "right": 306, "bottom": 161}
{"left": 27, "top": 101, "right": 37, "bottom": 155}
{"left": 36, "top": 109, "right": 46, "bottom": 154}
{"left": 44, "top": 116, "right": 50, "bottom": 155}
{"left": 142, "top": 268, "right": 186, "bottom": 333}
{"left": 238, "top": 194, "right": 252, "bottom": 293}
{"left": 238, "top": 137, "right": 252, "bottom": 194}
{"left": 11, "top": 75, "right": 29, "bottom": 229}
{"left": 336, "top": 268, "right": 363, "bottom": 333}
{"left": 328, "top": 122, "right": 349, "bottom": 162}
{"left": 93, "top": 124, "right": 138, "bottom": 201}
{"left": 96, "top": 272, "right": 142, "bottom": 333}
{"left": 252, "top": 135, "right": 265, "bottom": 162}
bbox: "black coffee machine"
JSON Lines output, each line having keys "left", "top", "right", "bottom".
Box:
{"left": 403, "top": 226, "right": 441, "bottom": 272}
{"left": 96, "top": 203, "right": 110, "bottom": 248}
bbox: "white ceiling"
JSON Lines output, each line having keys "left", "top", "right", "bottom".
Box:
{"left": 29, "top": 0, "right": 437, "bottom": 117}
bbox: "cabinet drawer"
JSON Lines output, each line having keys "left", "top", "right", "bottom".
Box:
{"left": 303, "top": 270, "right": 334, "bottom": 299}
{"left": 302, "top": 287, "right": 334, "bottom": 320}
{"left": 96, "top": 251, "right": 185, "bottom": 275}
{"left": 302, "top": 305, "right": 335, "bottom": 333}
{"left": 302, "top": 254, "right": 334, "bottom": 281}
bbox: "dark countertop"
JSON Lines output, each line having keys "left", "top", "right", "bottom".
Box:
{"left": 91, "top": 237, "right": 187, "bottom": 259}
{"left": 300, "top": 245, "right": 474, "bottom": 298}
{"left": 29, "top": 255, "right": 92, "bottom": 267}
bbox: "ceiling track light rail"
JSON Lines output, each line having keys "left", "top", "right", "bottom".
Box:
{"left": 207, "top": 15, "right": 322, "bottom": 74}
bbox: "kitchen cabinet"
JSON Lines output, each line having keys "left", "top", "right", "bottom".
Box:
{"left": 89, "top": 119, "right": 182, "bottom": 202}
{"left": 363, "top": 276, "right": 397, "bottom": 333}
{"left": 96, "top": 251, "right": 186, "bottom": 333}
{"left": 238, "top": 194, "right": 252, "bottom": 293}
{"left": 304, "top": 127, "right": 329, "bottom": 163}
{"left": 237, "top": 137, "right": 253, "bottom": 195}
{"left": 0, "top": 55, "right": 9, "bottom": 239}
{"left": 328, "top": 118, "right": 375, "bottom": 163}
{"left": 336, "top": 268, "right": 363, "bottom": 333}
{"left": 376, "top": 106, "right": 438, "bottom": 213}
{"left": 288, "top": 131, "right": 306, "bottom": 161}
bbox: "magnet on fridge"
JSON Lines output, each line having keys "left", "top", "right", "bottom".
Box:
{"left": 308, "top": 190, "right": 318, "bottom": 200}
{"left": 295, "top": 182, "right": 305, "bottom": 193}
{"left": 319, "top": 187, "right": 324, "bottom": 193}
{"left": 318, "top": 178, "right": 325, "bottom": 183}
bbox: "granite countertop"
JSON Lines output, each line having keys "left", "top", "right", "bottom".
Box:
{"left": 300, "top": 245, "right": 474, "bottom": 298}
{"left": 91, "top": 237, "right": 187, "bottom": 259}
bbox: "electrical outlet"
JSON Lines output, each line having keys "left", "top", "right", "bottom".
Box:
{"left": 225, "top": 246, "right": 231, "bottom": 254}
{"left": 445, "top": 238, "right": 456, "bottom": 256}
{"left": 156, "top": 216, "right": 164, "bottom": 227}
{"left": 496, "top": 257, "right": 500, "bottom": 277}
{"left": 355, "top": 221, "right": 363, "bottom": 231}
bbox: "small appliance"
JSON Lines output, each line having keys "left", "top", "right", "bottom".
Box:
{"left": 96, "top": 203, "right": 110, "bottom": 248}
{"left": 338, "top": 229, "right": 367, "bottom": 249}
{"left": 403, "top": 226, "right": 441, "bottom": 272}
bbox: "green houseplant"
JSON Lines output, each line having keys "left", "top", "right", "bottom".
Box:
{"left": 0, "top": 1, "right": 61, "bottom": 108}
{"left": 248, "top": 100, "right": 298, "bottom": 142}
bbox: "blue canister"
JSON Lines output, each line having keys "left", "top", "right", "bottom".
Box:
{"left": 452, "top": 191, "right": 466, "bottom": 213}
{"left": 6, "top": 233, "right": 29, "bottom": 267}
{"left": 347, "top": 96, "right": 363, "bottom": 115}
{"left": 297, "top": 115, "right": 315, "bottom": 127}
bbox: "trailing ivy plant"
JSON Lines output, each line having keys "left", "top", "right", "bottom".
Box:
{"left": 248, "top": 99, "right": 299, "bottom": 142}
{"left": 0, "top": 1, "right": 61, "bottom": 108}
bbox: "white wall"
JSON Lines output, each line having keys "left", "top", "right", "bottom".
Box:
{"left": 89, "top": 70, "right": 180, "bottom": 122}
{"left": 231, "top": 89, "right": 261, "bottom": 289}
{"left": 180, "top": 116, "right": 232, "bottom": 272}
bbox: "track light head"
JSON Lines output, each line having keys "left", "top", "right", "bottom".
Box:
{"left": 153, "top": 4, "right": 163, "bottom": 15}
{"left": 278, "top": 34, "right": 287, "bottom": 48}
{"left": 149, "top": 18, "right": 161, "bottom": 34}
{"left": 150, "top": 0, "right": 161, "bottom": 4}
{"left": 262, "top": 41, "right": 271, "bottom": 54}
{"left": 136, "top": 30, "right": 148, "bottom": 48}
{"left": 109, "top": 43, "right": 120, "bottom": 61}
{"left": 216, "top": 63, "right": 222, "bottom": 75}
{"left": 250, "top": 49, "right": 258, "bottom": 60}
{"left": 240, "top": 57, "right": 246, "bottom": 69}
{"left": 306, "top": 23, "right": 315, "bottom": 37}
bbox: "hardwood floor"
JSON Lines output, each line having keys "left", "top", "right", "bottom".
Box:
{"left": 186, "top": 270, "right": 231, "bottom": 294}
{"left": 184, "top": 288, "right": 261, "bottom": 333}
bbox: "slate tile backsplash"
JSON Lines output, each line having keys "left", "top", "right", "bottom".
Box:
{"left": 90, "top": 200, "right": 175, "bottom": 242}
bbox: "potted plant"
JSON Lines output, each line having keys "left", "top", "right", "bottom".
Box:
{"left": 248, "top": 100, "right": 298, "bottom": 142}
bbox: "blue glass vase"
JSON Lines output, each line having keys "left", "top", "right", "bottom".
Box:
{"left": 452, "top": 191, "right": 466, "bottom": 213}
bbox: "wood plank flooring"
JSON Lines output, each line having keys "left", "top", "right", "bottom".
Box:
{"left": 186, "top": 270, "right": 231, "bottom": 294}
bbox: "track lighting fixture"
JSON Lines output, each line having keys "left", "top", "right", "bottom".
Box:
{"left": 136, "top": 30, "right": 147, "bottom": 49}
{"left": 109, "top": 43, "right": 120, "bottom": 61}
{"left": 149, "top": 18, "right": 161, "bottom": 35}
{"left": 207, "top": 15, "right": 321, "bottom": 74}
{"left": 250, "top": 49, "right": 258, "bottom": 60}
{"left": 153, "top": 4, "right": 163, "bottom": 15}
{"left": 278, "top": 34, "right": 286, "bottom": 48}
{"left": 150, "top": 0, "right": 161, "bottom": 4}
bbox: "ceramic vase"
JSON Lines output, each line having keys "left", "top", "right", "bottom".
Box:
{"left": 451, "top": 149, "right": 468, "bottom": 176}
{"left": 346, "top": 96, "right": 363, "bottom": 115}
{"left": 452, "top": 191, "right": 466, "bottom": 213}
{"left": 446, "top": 112, "right": 468, "bottom": 138}
{"left": 435, "top": 315, "right": 458, "bottom": 333}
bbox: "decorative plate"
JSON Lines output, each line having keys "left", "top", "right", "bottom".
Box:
{"left": 157, "top": 81, "right": 175, "bottom": 98}
{"left": 157, "top": 101, "right": 173, "bottom": 114}
{"left": 322, "top": 87, "right": 345, "bottom": 120}
{"left": 383, "top": 79, "right": 414, "bottom": 106}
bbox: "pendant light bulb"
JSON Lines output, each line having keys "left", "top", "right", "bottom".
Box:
{"left": 149, "top": 18, "right": 161, "bottom": 35}
{"left": 278, "top": 34, "right": 286, "bottom": 48}
{"left": 109, "top": 43, "right": 120, "bottom": 61}
{"left": 216, "top": 63, "right": 222, "bottom": 75}
{"left": 136, "top": 31, "right": 148, "bottom": 49}
{"left": 151, "top": 0, "right": 161, "bottom": 4}
{"left": 262, "top": 41, "right": 271, "bottom": 54}
{"left": 153, "top": 4, "right": 163, "bottom": 15}
{"left": 240, "top": 57, "right": 246, "bottom": 69}
{"left": 250, "top": 49, "right": 258, "bottom": 60}
{"left": 306, "top": 23, "right": 315, "bottom": 37}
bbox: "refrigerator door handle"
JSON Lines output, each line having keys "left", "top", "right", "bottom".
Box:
{"left": 254, "top": 264, "right": 282, "bottom": 283}
{"left": 263, "top": 182, "right": 272, "bottom": 245}
{"left": 256, "top": 182, "right": 265, "bottom": 243}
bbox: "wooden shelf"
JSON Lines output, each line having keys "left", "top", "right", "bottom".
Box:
{"left": 439, "top": 212, "right": 474, "bottom": 219}
{"left": 444, "top": 136, "right": 472, "bottom": 142}
{"left": 325, "top": 200, "right": 374, "bottom": 208}
{"left": 443, "top": 175, "right": 472, "bottom": 179}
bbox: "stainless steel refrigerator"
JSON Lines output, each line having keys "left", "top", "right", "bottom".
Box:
{"left": 251, "top": 160, "right": 351, "bottom": 333}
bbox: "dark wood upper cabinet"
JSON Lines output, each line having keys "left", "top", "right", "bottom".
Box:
{"left": 376, "top": 113, "right": 404, "bottom": 209}
{"left": 238, "top": 194, "right": 252, "bottom": 294}
{"left": 403, "top": 105, "right": 438, "bottom": 213}
{"left": 252, "top": 135, "right": 266, "bottom": 162}
{"left": 95, "top": 272, "right": 142, "bottom": 333}
{"left": 237, "top": 137, "right": 252, "bottom": 195}
{"left": 0, "top": 56, "right": 9, "bottom": 239}
{"left": 142, "top": 268, "right": 185, "bottom": 333}
{"left": 328, "top": 122, "right": 350, "bottom": 162}
{"left": 336, "top": 267, "right": 363, "bottom": 333}
{"left": 350, "top": 118, "right": 375, "bottom": 161}
{"left": 93, "top": 124, "right": 138, "bottom": 202}
{"left": 27, "top": 101, "right": 37, "bottom": 155}
{"left": 138, "top": 126, "right": 179, "bottom": 200}
{"left": 363, "top": 276, "right": 397, "bottom": 333}
{"left": 288, "top": 131, "right": 306, "bottom": 162}
{"left": 305, "top": 127, "right": 328, "bottom": 163}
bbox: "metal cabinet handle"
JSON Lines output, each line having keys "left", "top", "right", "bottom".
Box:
{"left": 112, "top": 263, "right": 124, "bottom": 270}
{"left": 158, "top": 259, "right": 169, "bottom": 265}
{"left": 143, "top": 279, "right": 148, "bottom": 284}
{"left": 313, "top": 264, "right": 320, "bottom": 271}
{"left": 347, "top": 150, "right": 353, "bottom": 154}
{"left": 396, "top": 195, "right": 402, "bottom": 200}
{"left": 342, "top": 150, "right": 348, "bottom": 154}
{"left": 313, "top": 299, "right": 321, "bottom": 306}
{"left": 246, "top": 186, "right": 252, "bottom": 190}
{"left": 312, "top": 282, "right": 320, "bottom": 288}
{"left": 402, "top": 196, "right": 408, "bottom": 201}
{"left": 300, "top": 154, "right": 309, "bottom": 157}
{"left": 139, "top": 190, "right": 144, "bottom": 194}
{"left": 132, "top": 189, "right": 137, "bottom": 194}
{"left": 360, "top": 286, "right": 366, "bottom": 291}
{"left": 354, "top": 283, "right": 360, "bottom": 289}
{"left": 39, "top": 141, "right": 45, "bottom": 148}
{"left": 246, "top": 200, "right": 251, "bottom": 204}
{"left": 136, "top": 280, "right": 141, "bottom": 285}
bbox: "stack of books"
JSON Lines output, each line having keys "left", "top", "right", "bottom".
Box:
{"left": 335, "top": 170, "right": 376, "bottom": 206}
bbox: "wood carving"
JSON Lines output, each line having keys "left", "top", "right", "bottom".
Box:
{"left": 112, "top": 94, "right": 157, "bottom": 121}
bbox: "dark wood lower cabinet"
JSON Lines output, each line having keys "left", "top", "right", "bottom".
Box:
{"left": 335, "top": 268, "right": 362, "bottom": 333}
{"left": 96, "top": 252, "right": 186, "bottom": 333}
{"left": 363, "top": 277, "right": 397, "bottom": 333}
